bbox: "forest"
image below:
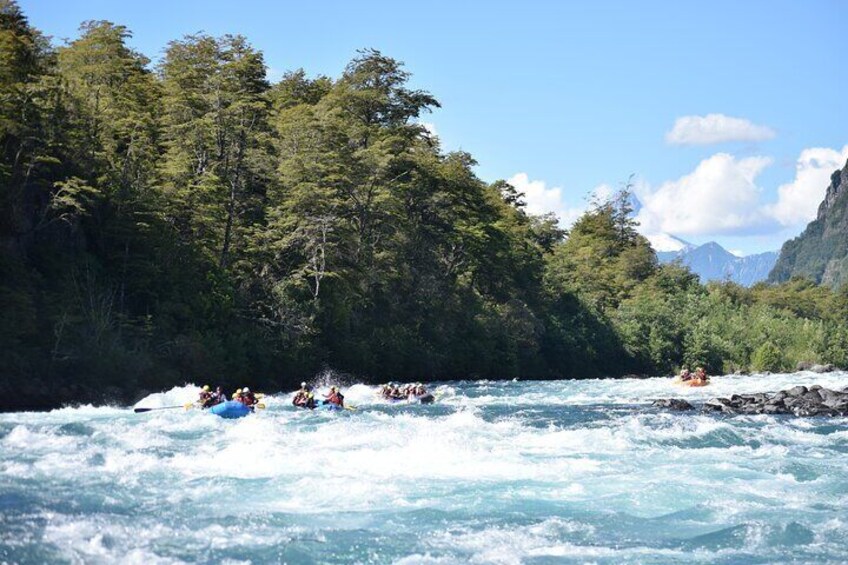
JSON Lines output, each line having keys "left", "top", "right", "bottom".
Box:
{"left": 2, "top": 1, "right": 847, "bottom": 409}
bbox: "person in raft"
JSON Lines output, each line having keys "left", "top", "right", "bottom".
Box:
{"left": 677, "top": 367, "right": 692, "bottom": 382}
{"left": 240, "top": 387, "right": 258, "bottom": 408}
{"left": 210, "top": 386, "right": 226, "bottom": 406}
{"left": 694, "top": 367, "right": 709, "bottom": 383}
{"left": 198, "top": 385, "right": 213, "bottom": 407}
{"left": 293, "top": 383, "right": 316, "bottom": 409}
{"left": 324, "top": 386, "right": 344, "bottom": 407}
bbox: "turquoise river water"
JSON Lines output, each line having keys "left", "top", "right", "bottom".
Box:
{"left": 1, "top": 371, "right": 848, "bottom": 564}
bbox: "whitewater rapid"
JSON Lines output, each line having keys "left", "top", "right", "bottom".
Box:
{"left": 2, "top": 371, "right": 847, "bottom": 564}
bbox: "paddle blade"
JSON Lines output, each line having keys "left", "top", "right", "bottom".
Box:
{"left": 344, "top": 405, "right": 357, "bottom": 411}
{"left": 133, "top": 405, "right": 185, "bottom": 413}
{"left": 256, "top": 403, "right": 266, "bottom": 410}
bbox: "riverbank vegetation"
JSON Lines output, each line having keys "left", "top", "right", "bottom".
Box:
{"left": 2, "top": 1, "right": 846, "bottom": 409}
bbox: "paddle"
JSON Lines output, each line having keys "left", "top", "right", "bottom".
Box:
{"left": 133, "top": 405, "right": 188, "bottom": 413}
{"left": 344, "top": 404, "right": 357, "bottom": 412}
{"left": 136, "top": 400, "right": 264, "bottom": 414}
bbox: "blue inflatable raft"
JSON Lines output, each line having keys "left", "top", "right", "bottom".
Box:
{"left": 209, "top": 400, "right": 252, "bottom": 419}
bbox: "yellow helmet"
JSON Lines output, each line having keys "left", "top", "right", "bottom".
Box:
{"left": 236, "top": 388, "right": 243, "bottom": 394}
{"left": 202, "top": 385, "right": 210, "bottom": 392}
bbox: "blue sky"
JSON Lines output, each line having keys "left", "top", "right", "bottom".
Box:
{"left": 21, "top": 0, "right": 848, "bottom": 254}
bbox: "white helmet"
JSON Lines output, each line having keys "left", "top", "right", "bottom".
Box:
{"left": 243, "top": 387, "right": 250, "bottom": 393}
{"left": 301, "top": 382, "right": 307, "bottom": 388}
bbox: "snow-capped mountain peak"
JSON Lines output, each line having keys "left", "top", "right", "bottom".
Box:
{"left": 644, "top": 233, "right": 694, "bottom": 253}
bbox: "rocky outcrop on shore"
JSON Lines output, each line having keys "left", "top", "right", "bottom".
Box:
{"left": 795, "top": 362, "right": 837, "bottom": 373}
{"left": 653, "top": 384, "right": 848, "bottom": 417}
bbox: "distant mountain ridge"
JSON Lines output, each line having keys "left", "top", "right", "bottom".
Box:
{"left": 769, "top": 159, "right": 848, "bottom": 288}
{"left": 657, "top": 241, "right": 778, "bottom": 286}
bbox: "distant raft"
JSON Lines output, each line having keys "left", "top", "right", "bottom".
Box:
{"left": 294, "top": 401, "right": 344, "bottom": 411}
{"left": 672, "top": 378, "right": 710, "bottom": 387}
{"left": 208, "top": 400, "right": 252, "bottom": 419}
{"left": 384, "top": 393, "right": 435, "bottom": 404}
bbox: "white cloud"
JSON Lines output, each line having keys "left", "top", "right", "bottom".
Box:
{"left": 766, "top": 145, "right": 848, "bottom": 227}
{"left": 666, "top": 114, "right": 776, "bottom": 145}
{"left": 506, "top": 144, "right": 847, "bottom": 253}
{"left": 507, "top": 173, "right": 585, "bottom": 226}
{"left": 635, "top": 153, "right": 773, "bottom": 236}
{"left": 420, "top": 121, "right": 438, "bottom": 137}
{"left": 591, "top": 183, "right": 614, "bottom": 204}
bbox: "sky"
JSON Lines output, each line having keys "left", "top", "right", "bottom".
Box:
{"left": 20, "top": 0, "right": 848, "bottom": 254}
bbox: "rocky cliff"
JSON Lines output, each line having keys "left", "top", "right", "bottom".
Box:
{"left": 769, "top": 160, "right": 848, "bottom": 287}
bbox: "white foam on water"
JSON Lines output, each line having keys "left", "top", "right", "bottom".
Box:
{"left": 41, "top": 517, "right": 187, "bottom": 565}
{"left": 133, "top": 384, "right": 200, "bottom": 410}
{"left": 420, "top": 517, "right": 694, "bottom": 564}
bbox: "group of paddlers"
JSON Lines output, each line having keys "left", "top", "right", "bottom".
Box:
{"left": 676, "top": 366, "right": 709, "bottom": 385}
{"left": 197, "top": 385, "right": 261, "bottom": 408}
{"left": 379, "top": 383, "right": 434, "bottom": 403}
{"left": 292, "top": 382, "right": 345, "bottom": 409}
{"left": 196, "top": 382, "right": 433, "bottom": 411}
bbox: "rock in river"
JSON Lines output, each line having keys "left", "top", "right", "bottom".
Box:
{"left": 656, "top": 385, "right": 848, "bottom": 417}
{"left": 652, "top": 398, "right": 694, "bottom": 411}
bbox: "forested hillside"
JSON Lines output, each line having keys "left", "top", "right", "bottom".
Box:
{"left": 2, "top": 1, "right": 846, "bottom": 410}
{"left": 769, "top": 159, "right": 848, "bottom": 287}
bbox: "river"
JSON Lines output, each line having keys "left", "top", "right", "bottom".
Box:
{"left": 2, "top": 371, "right": 847, "bottom": 564}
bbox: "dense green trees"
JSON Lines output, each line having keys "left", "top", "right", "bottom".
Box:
{"left": 1, "top": 1, "right": 845, "bottom": 409}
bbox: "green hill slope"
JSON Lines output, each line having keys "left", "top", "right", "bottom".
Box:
{"left": 769, "top": 160, "right": 848, "bottom": 287}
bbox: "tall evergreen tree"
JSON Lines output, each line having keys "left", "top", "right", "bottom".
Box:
{"left": 160, "top": 34, "right": 271, "bottom": 270}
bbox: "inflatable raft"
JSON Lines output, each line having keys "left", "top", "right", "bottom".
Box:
{"left": 672, "top": 378, "right": 709, "bottom": 387}
{"left": 384, "top": 393, "right": 435, "bottom": 404}
{"left": 209, "top": 400, "right": 253, "bottom": 419}
{"left": 318, "top": 401, "right": 344, "bottom": 411}
{"left": 295, "top": 401, "right": 344, "bottom": 411}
